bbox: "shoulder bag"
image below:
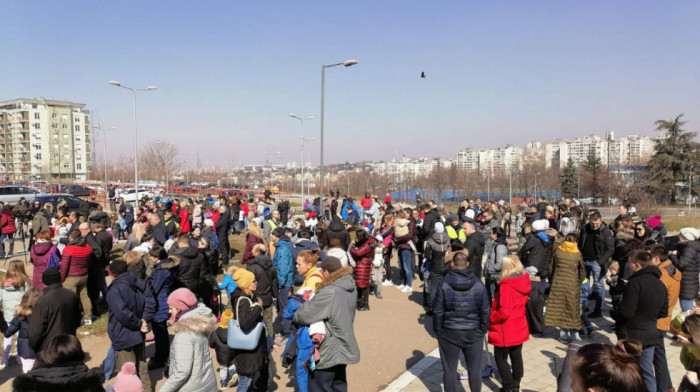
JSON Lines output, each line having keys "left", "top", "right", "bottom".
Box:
{"left": 227, "top": 296, "right": 264, "bottom": 350}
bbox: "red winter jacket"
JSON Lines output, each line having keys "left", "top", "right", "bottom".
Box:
{"left": 360, "top": 197, "right": 372, "bottom": 210}
{"left": 0, "top": 210, "right": 16, "bottom": 235}
{"left": 60, "top": 241, "right": 93, "bottom": 280}
{"left": 350, "top": 239, "right": 375, "bottom": 289}
{"left": 488, "top": 273, "right": 531, "bottom": 347}
{"left": 179, "top": 208, "right": 191, "bottom": 233}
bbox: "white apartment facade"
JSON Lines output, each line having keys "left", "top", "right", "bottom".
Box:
{"left": 0, "top": 99, "right": 91, "bottom": 181}
{"left": 457, "top": 145, "right": 521, "bottom": 174}
{"left": 545, "top": 132, "right": 657, "bottom": 169}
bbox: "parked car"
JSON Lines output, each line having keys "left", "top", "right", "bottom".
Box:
{"left": 60, "top": 184, "right": 92, "bottom": 197}
{"left": 0, "top": 185, "right": 40, "bottom": 205}
{"left": 32, "top": 193, "right": 99, "bottom": 213}
{"left": 118, "top": 188, "right": 153, "bottom": 203}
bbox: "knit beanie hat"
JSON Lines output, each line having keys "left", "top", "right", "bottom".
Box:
{"left": 167, "top": 288, "right": 198, "bottom": 312}
{"left": 108, "top": 259, "right": 128, "bottom": 277}
{"left": 42, "top": 268, "right": 61, "bottom": 286}
{"left": 680, "top": 227, "right": 699, "bottom": 241}
{"left": 647, "top": 215, "right": 662, "bottom": 229}
{"left": 113, "top": 362, "right": 143, "bottom": 392}
{"left": 233, "top": 268, "right": 255, "bottom": 290}
{"left": 434, "top": 222, "right": 445, "bottom": 234}
{"left": 219, "top": 309, "right": 234, "bottom": 329}
{"left": 321, "top": 256, "right": 342, "bottom": 273}
{"left": 465, "top": 209, "right": 475, "bottom": 220}
{"left": 532, "top": 220, "right": 547, "bottom": 232}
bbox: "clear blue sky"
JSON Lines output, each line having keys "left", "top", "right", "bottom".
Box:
{"left": 2, "top": 1, "right": 699, "bottom": 166}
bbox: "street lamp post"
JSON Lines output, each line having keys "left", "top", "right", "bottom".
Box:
{"left": 93, "top": 125, "right": 116, "bottom": 188}
{"left": 289, "top": 114, "right": 314, "bottom": 207}
{"left": 300, "top": 136, "right": 316, "bottom": 197}
{"left": 108, "top": 81, "right": 157, "bottom": 204}
{"left": 319, "top": 59, "right": 357, "bottom": 202}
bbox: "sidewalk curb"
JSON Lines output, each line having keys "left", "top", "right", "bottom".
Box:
{"left": 380, "top": 347, "right": 440, "bottom": 392}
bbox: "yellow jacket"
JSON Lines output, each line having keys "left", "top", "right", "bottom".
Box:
{"left": 302, "top": 265, "right": 324, "bottom": 293}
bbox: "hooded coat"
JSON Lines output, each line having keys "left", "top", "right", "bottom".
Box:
{"left": 1, "top": 209, "right": 17, "bottom": 234}
{"left": 518, "top": 232, "right": 551, "bottom": 279}
{"left": 350, "top": 239, "right": 375, "bottom": 289}
{"left": 293, "top": 267, "right": 360, "bottom": 370}
{"left": 465, "top": 230, "right": 486, "bottom": 278}
{"left": 425, "top": 231, "right": 450, "bottom": 276}
{"left": 230, "top": 289, "right": 269, "bottom": 377}
{"left": 673, "top": 240, "right": 700, "bottom": 300}
{"left": 241, "top": 232, "right": 265, "bottom": 264}
{"left": 0, "top": 282, "right": 25, "bottom": 324}
{"left": 657, "top": 259, "right": 682, "bottom": 331}
{"left": 247, "top": 255, "right": 277, "bottom": 307}
{"left": 319, "top": 220, "right": 351, "bottom": 251}
{"left": 432, "top": 268, "right": 490, "bottom": 334}
{"left": 174, "top": 245, "right": 205, "bottom": 295}
{"left": 144, "top": 256, "right": 180, "bottom": 323}
{"left": 488, "top": 273, "right": 531, "bottom": 347}
{"left": 60, "top": 236, "right": 93, "bottom": 280}
{"left": 28, "top": 283, "right": 81, "bottom": 352}
{"left": 12, "top": 362, "right": 105, "bottom": 392}
{"left": 485, "top": 237, "right": 508, "bottom": 283}
{"left": 273, "top": 237, "right": 295, "bottom": 288}
{"left": 30, "top": 241, "right": 60, "bottom": 290}
{"left": 160, "top": 303, "right": 218, "bottom": 392}
{"left": 545, "top": 243, "right": 586, "bottom": 330}
{"left": 617, "top": 266, "right": 668, "bottom": 347}
{"left": 106, "top": 273, "right": 146, "bottom": 351}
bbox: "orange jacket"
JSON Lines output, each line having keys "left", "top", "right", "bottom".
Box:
{"left": 657, "top": 259, "right": 682, "bottom": 331}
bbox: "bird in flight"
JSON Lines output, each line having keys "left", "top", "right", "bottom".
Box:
{"left": 420, "top": 72, "right": 426, "bottom": 78}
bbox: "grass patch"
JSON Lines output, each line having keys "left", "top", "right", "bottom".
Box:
{"left": 657, "top": 216, "right": 700, "bottom": 233}
{"left": 78, "top": 312, "right": 109, "bottom": 335}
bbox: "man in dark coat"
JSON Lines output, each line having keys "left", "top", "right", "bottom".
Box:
{"left": 148, "top": 212, "right": 168, "bottom": 246}
{"left": 577, "top": 213, "right": 614, "bottom": 318}
{"left": 432, "top": 251, "right": 490, "bottom": 392}
{"left": 172, "top": 234, "right": 206, "bottom": 295}
{"left": 319, "top": 220, "right": 351, "bottom": 251}
{"left": 277, "top": 199, "right": 290, "bottom": 226}
{"left": 87, "top": 219, "right": 112, "bottom": 312}
{"left": 215, "top": 205, "right": 231, "bottom": 262}
{"left": 617, "top": 249, "right": 668, "bottom": 392}
{"left": 517, "top": 219, "right": 552, "bottom": 280}
{"left": 462, "top": 221, "right": 485, "bottom": 278}
{"left": 106, "top": 259, "right": 151, "bottom": 391}
{"left": 421, "top": 203, "right": 441, "bottom": 242}
{"left": 28, "top": 269, "right": 81, "bottom": 352}
{"left": 673, "top": 228, "right": 700, "bottom": 311}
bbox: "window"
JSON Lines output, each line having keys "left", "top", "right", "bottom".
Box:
{"left": 74, "top": 117, "right": 80, "bottom": 123}
{"left": 34, "top": 113, "right": 40, "bottom": 119}
{"left": 32, "top": 104, "right": 37, "bottom": 109}
{"left": 52, "top": 113, "right": 57, "bottom": 119}
{"left": 63, "top": 163, "right": 70, "bottom": 169}
{"left": 53, "top": 134, "right": 58, "bottom": 140}
{"left": 62, "top": 124, "right": 67, "bottom": 129}
{"left": 62, "top": 115, "right": 68, "bottom": 121}
{"left": 63, "top": 144, "right": 69, "bottom": 149}
{"left": 33, "top": 144, "right": 41, "bottom": 149}
{"left": 33, "top": 123, "right": 40, "bottom": 129}
{"left": 74, "top": 125, "right": 80, "bottom": 132}
{"left": 53, "top": 144, "right": 59, "bottom": 149}
{"left": 35, "top": 153, "right": 42, "bottom": 160}
{"left": 63, "top": 134, "right": 69, "bottom": 139}
{"left": 77, "top": 163, "right": 82, "bottom": 170}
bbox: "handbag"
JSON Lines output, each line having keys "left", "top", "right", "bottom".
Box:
{"left": 227, "top": 297, "right": 264, "bottom": 350}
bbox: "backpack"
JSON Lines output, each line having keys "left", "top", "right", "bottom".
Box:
{"left": 47, "top": 246, "right": 60, "bottom": 270}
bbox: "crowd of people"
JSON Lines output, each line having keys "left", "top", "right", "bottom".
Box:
{"left": 0, "top": 189, "right": 698, "bottom": 392}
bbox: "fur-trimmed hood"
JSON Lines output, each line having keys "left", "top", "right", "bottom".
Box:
{"left": 317, "top": 266, "right": 354, "bottom": 292}
{"left": 158, "top": 255, "right": 181, "bottom": 269}
{"left": 173, "top": 303, "right": 218, "bottom": 335}
{"left": 615, "top": 231, "right": 635, "bottom": 241}
{"left": 13, "top": 362, "right": 105, "bottom": 391}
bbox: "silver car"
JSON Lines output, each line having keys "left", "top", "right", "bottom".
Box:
{"left": 0, "top": 185, "right": 40, "bottom": 205}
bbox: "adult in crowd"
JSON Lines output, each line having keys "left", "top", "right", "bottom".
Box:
{"left": 350, "top": 230, "right": 374, "bottom": 311}
{"left": 293, "top": 257, "right": 359, "bottom": 392}
{"left": 377, "top": 214, "right": 395, "bottom": 285}
{"left": 488, "top": 255, "right": 531, "bottom": 392}
{"left": 484, "top": 227, "right": 508, "bottom": 303}
{"left": 0, "top": 203, "right": 17, "bottom": 257}
{"left": 105, "top": 259, "right": 151, "bottom": 391}
{"left": 148, "top": 212, "right": 168, "bottom": 246}
{"left": 616, "top": 249, "right": 668, "bottom": 392}
{"left": 263, "top": 210, "right": 281, "bottom": 243}
{"left": 432, "top": 251, "right": 490, "bottom": 392}
{"left": 673, "top": 227, "right": 700, "bottom": 311}
{"left": 545, "top": 233, "right": 586, "bottom": 342}
{"left": 577, "top": 212, "right": 614, "bottom": 318}
{"left": 241, "top": 221, "right": 265, "bottom": 264}
{"left": 160, "top": 288, "right": 218, "bottom": 392}
{"left": 215, "top": 204, "right": 231, "bottom": 262}
{"left": 272, "top": 226, "right": 295, "bottom": 341}
{"left": 248, "top": 243, "right": 277, "bottom": 340}
{"left": 463, "top": 221, "right": 485, "bottom": 278}
{"left": 31, "top": 203, "right": 51, "bottom": 245}
{"left": 517, "top": 219, "right": 551, "bottom": 281}
{"left": 29, "top": 231, "right": 60, "bottom": 290}
{"left": 13, "top": 334, "right": 105, "bottom": 391}
{"left": 60, "top": 229, "right": 94, "bottom": 325}
{"left": 571, "top": 340, "right": 646, "bottom": 392}
{"left": 320, "top": 219, "right": 351, "bottom": 251}
{"left": 173, "top": 234, "right": 205, "bottom": 298}
{"left": 28, "top": 269, "right": 81, "bottom": 352}
{"left": 394, "top": 210, "right": 416, "bottom": 293}
{"left": 124, "top": 221, "right": 146, "bottom": 252}
{"left": 424, "top": 222, "right": 450, "bottom": 313}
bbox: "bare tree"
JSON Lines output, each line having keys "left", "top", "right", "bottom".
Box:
{"left": 139, "top": 140, "right": 181, "bottom": 183}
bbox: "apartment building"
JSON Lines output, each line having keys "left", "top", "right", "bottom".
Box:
{"left": 545, "top": 132, "right": 657, "bottom": 169}
{"left": 457, "top": 145, "right": 521, "bottom": 174}
{"left": 0, "top": 99, "right": 91, "bottom": 181}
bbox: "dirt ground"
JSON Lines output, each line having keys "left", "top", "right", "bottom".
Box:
{"left": 0, "top": 238, "right": 437, "bottom": 392}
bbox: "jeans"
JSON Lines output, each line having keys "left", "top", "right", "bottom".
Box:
{"left": 584, "top": 260, "right": 605, "bottom": 313}
{"left": 654, "top": 330, "right": 672, "bottom": 392}
{"left": 309, "top": 364, "right": 347, "bottom": 392}
{"left": 237, "top": 367, "right": 269, "bottom": 392}
{"left": 399, "top": 249, "right": 413, "bottom": 287}
{"left": 494, "top": 344, "right": 523, "bottom": 389}
{"left": 274, "top": 286, "right": 291, "bottom": 336}
{"left": 639, "top": 346, "right": 656, "bottom": 392}
{"left": 438, "top": 329, "right": 483, "bottom": 392}
{"left": 101, "top": 345, "right": 116, "bottom": 380}
{"left": 680, "top": 299, "right": 694, "bottom": 312}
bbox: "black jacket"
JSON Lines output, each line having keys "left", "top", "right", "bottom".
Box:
{"left": 465, "top": 231, "right": 485, "bottom": 278}
{"left": 577, "top": 224, "right": 614, "bottom": 267}
{"left": 28, "top": 284, "right": 81, "bottom": 352}
{"left": 13, "top": 362, "right": 105, "bottom": 392}
{"left": 248, "top": 255, "right": 277, "bottom": 307}
{"left": 174, "top": 245, "right": 205, "bottom": 295}
{"left": 277, "top": 201, "right": 290, "bottom": 224}
{"left": 230, "top": 289, "right": 268, "bottom": 376}
{"left": 518, "top": 233, "right": 552, "bottom": 279}
{"left": 209, "top": 327, "right": 235, "bottom": 367}
{"left": 421, "top": 208, "right": 441, "bottom": 241}
{"left": 432, "top": 268, "right": 490, "bottom": 335}
{"left": 106, "top": 273, "right": 147, "bottom": 351}
{"left": 151, "top": 221, "right": 168, "bottom": 246}
{"left": 425, "top": 232, "right": 450, "bottom": 276}
{"left": 617, "top": 266, "right": 668, "bottom": 347}
{"left": 215, "top": 214, "right": 230, "bottom": 242}
{"left": 672, "top": 240, "right": 700, "bottom": 300}
{"left": 93, "top": 230, "right": 113, "bottom": 267}
{"left": 320, "top": 221, "right": 351, "bottom": 251}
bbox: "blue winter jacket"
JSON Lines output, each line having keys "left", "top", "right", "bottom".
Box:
{"left": 291, "top": 240, "right": 326, "bottom": 261}
{"left": 432, "top": 268, "right": 490, "bottom": 335}
{"left": 340, "top": 202, "right": 359, "bottom": 221}
{"left": 282, "top": 294, "right": 314, "bottom": 392}
{"left": 5, "top": 317, "right": 33, "bottom": 358}
{"left": 144, "top": 257, "right": 179, "bottom": 323}
{"left": 273, "top": 237, "right": 295, "bottom": 288}
{"left": 107, "top": 273, "right": 147, "bottom": 350}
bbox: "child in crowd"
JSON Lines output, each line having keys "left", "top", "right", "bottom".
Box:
{"left": 579, "top": 278, "right": 595, "bottom": 337}
{"left": 0, "top": 260, "right": 29, "bottom": 369}
{"left": 394, "top": 217, "right": 417, "bottom": 252}
{"left": 606, "top": 261, "right": 625, "bottom": 319}
{"left": 208, "top": 309, "right": 238, "bottom": 389}
{"left": 3, "top": 288, "right": 41, "bottom": 373}
{"left": 106, "top": 362, "right": 143, "bottom": 392}
{"left": 218, "top": 262, "right": 239, "bottom": 306}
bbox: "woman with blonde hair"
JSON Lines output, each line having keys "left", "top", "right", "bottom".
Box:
{"left": 242, "top": 221, "right": 265, "bottom": 264}
{"left": 123, "top": 221, "right": 146, "bottom": 252}
{"left": 488, "top": 255, "right": 531, "bottom": 392}
{"left": 0, "top": 260, "right": 30, "bottom": 369}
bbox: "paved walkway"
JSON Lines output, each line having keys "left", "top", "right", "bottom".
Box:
{"left": 384, "top": 313, "right": 687, "bottom": 392}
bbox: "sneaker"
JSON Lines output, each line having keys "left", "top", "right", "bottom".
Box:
{"left": 145, "top": 334, "right": 155, "bottom": 342}
{"left": 82, "top": 319, "right": 92, "bottom": 326}
{"left": 401, "top": 286, "right": 412, "bottom": 293}
{"left": 275, "top": 336, "right": 288, "bottom": 346}
{"left": 228, "top": 373, "right": 239, "bottom": 387}
{"left": 396, "top": 284, "right": 406, "bottom": 290}
{"left": 375, "top": 291, "right": 383, "bottom": 299}
{"left": 381, "top": 280, "right": 393, "bottom": 287}
{"left": 588, "top": 310, "right": 604, "bottom": 319}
